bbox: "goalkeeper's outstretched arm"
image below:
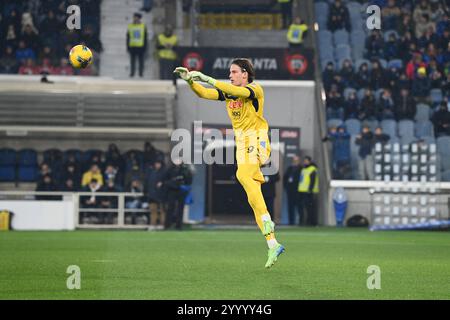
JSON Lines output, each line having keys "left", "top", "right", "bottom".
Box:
{"left": 190, "top": 71, "right": 255, "bottom": 99}
{"left": 174, "top": 66, "right": 220, "bottom": 100}
{"left": 214, "top": 80, "right": 252, "bottom": 98}
{"left": 190, "top": 82, "right": 220, "bottom": 100}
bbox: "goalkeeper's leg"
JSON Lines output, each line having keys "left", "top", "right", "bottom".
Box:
{"left": 236, "top": 163, "right": 279, "bottom": 246}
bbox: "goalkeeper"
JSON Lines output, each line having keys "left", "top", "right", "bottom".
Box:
{"left": 174, "top": 59, "right": 285, "bottom": 268}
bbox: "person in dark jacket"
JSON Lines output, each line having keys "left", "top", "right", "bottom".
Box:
{"left": 283, "top": 155, "right": 302, "bottom": 225}
{"left": 144, "top": 141, "right": 164, "bottom": 167}
{"left": 358, "top": 89, "right": 378, "bottom": 120}
{"left": 327, "top": 0, "right": 350, "bottom": 32}
{"left": 298, "top": 156, "right": 319, "bottom": 226}
{"left": 373, "top": 127, "right": 391, "bottom": 144}
{"left": 164, "top": 159, "right": 193, "bottom": 230}
{"left": 394, "top": 88, "right": 417, "bottom": 120}
{"left": 411, "top": 67, "right": 431, "bottom": 103}
{"left": 144, "top": 160, "right": 167, "bottom": 226}
{"left": 36, "top": 174, "right": 58, "bottom": 200}
{"left": 326, "top": 125, "right": 351, "bottom": 179}
{"left": 431, "top": 101, "right": 450, "bottom": 136}
{"left": 355, "top": 125, "right": 375, "bottom": 180}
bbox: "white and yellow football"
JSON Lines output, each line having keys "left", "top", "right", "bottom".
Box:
{"left": 69, "top": 45, "right": 93, "bottom": 69}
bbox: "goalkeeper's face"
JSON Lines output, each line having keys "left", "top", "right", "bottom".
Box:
{"left": 229, "top": 64, "right": 248, "bottom": 87}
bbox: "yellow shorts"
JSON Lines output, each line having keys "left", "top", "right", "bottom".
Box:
{"left": 235, "top": 131, "right": 271, "bottom": 166}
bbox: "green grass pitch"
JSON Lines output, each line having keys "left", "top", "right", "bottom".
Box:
{"left": 0, "top": 228, "right": 449, "bottom": 299}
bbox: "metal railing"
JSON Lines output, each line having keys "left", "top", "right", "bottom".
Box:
{"left": 0, "top": 191, "right": 152, "bottom": 229}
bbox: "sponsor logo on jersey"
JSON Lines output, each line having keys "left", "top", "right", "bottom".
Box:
{"left": 228, "top": 100, "right": 243, "bottom": 109}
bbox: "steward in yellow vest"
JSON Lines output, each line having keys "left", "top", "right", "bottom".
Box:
{"left": 127, "top": 13, "right": 148, "bottom": 77}
{"left": 298, "top": 156, "right": 319, "bottom": 226}
{"left": 157, "top": 25, "right": 178, "bottom": 80}
{"left": 298, "top": 163, "right": 319, "bottom": 194}
{"left": 287, "top": 17, "right": 308, "bottom": 48}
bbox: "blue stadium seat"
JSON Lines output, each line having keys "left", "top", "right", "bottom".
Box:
{"left": 398, "top": 120, "right": 415, "bottom": 138}
{"left": 437, "top": 136, "right": 450, "bottom": 155}
{"left": 320, "top": 50, "right": 335, "bottom": 64}
{"left": 381, "top": 119, "right": 397, "bottom": 138}
{"left": 441, "top": 170, "right": 450, "bottom": 182}
{"left": 318, "top": 30, "right": 333, "bottom": 45}
{"left": 414, "top": 120, "right": 434, "bottom": 138}
{"left": 18, "top": 149, "right": 37, "bottom": 166}
{"left": 352, "top": 45, "right": 365, "bottom": 60}
{"left": 388, "top": 59, "right": 403, "bottom": 69}
{"left": 327, "top": 108, "right": 345, "bottom": 120}
{"left": 18, "top": 166, "right": 37, "bottom": 182}
{"left": 345, "top": 119, "right": 361, "bottom": 135}
{"left": 63, "top": 149, "right": 82, "bottom": 163}
{"left": 357, "top": 88, "right": 366, "bottom": 101}
{"left": 347, "top": 1, "right": 363, "bottom": 25}
{"left": 0, "top": 148, "right": 16, "bottom": 166}
{"left": 430, "top": 89, "right": 443, "bottom": 105}
{"left": 344, "top": 88, "right": 357, "bottom": 99}
{"left": 319, "top": 43, "right": 334, "bottom": 61}
{"left": 350, "top": 16, "right": 365, "bottom": 32}
{"left": 317, "top": 19, "right": 327, "bottom": 30}
{"left": 334, "top": 44, "right": 352, "bottom": 62}
{"left": 422, "top": 136, "right": 436, "bottom": 145}
{"left": 364, "top": 119, "right": 379, "bottom": 132}
{"left": 437, "top": 136, "right": 450, "bottom": 172}
{"left": 0, "top": 148, "right": 16, "bottom": 182}
{"left": 350, "top": 30, "right": 366, "bottom": 46}
{"left": 327, "top": 119, "right": 343, "bottom": 128}
{"left": 0, "top": 166, "right": 15, "bottom": 182}
{"left": 414, "top": 104, "right": 431, "bottom": 121}
{"left": 333, "top": 30, "right": 350, "bottom": 46}
{"left": 315, "top": 2, "right": 329, "bottom": 19}
{"left": 400, "top": 135, "right": 416, "bottom": 146}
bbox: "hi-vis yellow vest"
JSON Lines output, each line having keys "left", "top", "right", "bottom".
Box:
{"left": 158, "top": 34, "right": 178, "bottom": 60}
{"left": 128, "top": 23, "right": 145, "bottom": 47}
{"left": 278, "top": 0, "right": 291, "bottom": 3}
{"left": 287, "top": 24, "right": 308, "bottom": 44}
{"left": 0, "top": 210, "right": 11, "bottom": 231}
{"left": 298, "top": 165, "right": 319, "bottom": 193}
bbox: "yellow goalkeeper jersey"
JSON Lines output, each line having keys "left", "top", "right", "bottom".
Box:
{"left": 217, "top": 81, "right": 268, "bottom": 134}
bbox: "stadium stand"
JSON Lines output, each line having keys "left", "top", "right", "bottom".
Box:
{"left": 0, "top": 0, "right": 102, "bottom": 76}
{"left": 317, "top": 0, "right": 450, "bottom": 181}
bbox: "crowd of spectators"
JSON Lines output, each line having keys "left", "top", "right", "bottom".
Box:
{"left": 34, "top": 142, "right": 193, "bottom": 228}
{"left": 36, "top": 142, "right": 164, "bottom": 195}
{"left": 0, "top": 0, "right": 102, "bottom": 76}
{"left": 320, "top": 0, "right": 450, "bottom": 180}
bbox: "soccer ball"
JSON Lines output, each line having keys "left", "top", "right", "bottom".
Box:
{"left": 69, "top": 45, "right": 93, "bottom": 69}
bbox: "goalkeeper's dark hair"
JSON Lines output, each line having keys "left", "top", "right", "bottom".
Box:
{"left": 231, "top": 58, "right": 255, "bottom": 83}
